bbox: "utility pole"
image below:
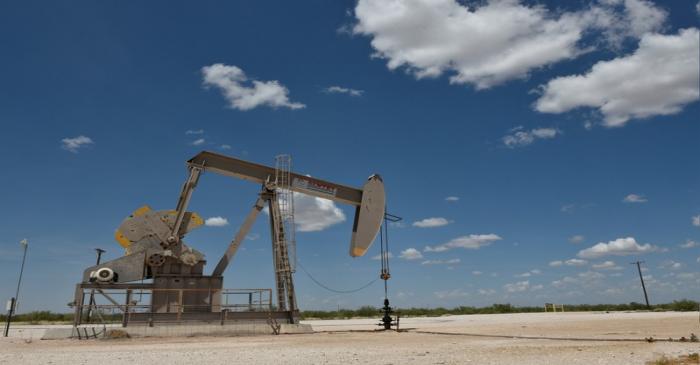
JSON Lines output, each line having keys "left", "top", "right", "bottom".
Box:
{"left": 86, "top": 248, "right": 106, "bottom": 323}
{"left": 631, "top": 261, "right": 650, "bottom": 309}
{"left": 4, "top": 239, "right": 28, "bottom": 337}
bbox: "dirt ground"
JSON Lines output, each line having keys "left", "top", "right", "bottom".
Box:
{"left": 1, "top": 311, "right": 699, "bottom": 364}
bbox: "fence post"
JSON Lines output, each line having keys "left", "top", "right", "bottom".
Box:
{"left": 122, "top": 290, "right": 132, "bottom": 328}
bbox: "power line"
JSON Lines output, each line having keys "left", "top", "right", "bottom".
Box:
{"left": 296, "top": 260, "right": 379, "bottom": 294}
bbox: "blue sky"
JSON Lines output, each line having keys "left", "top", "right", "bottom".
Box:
{"left": 1, "top": 0, "right": 699, "bottom": 312}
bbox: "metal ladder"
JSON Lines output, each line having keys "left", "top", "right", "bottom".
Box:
{"left": 269, "top": 197, "right": 297, "bottom": 316}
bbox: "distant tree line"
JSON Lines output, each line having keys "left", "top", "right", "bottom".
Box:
{"left": 2, "top": 300, "right": 697, "bottom": 323}
{"left": 299, "top": 300, "right": 699, "bottom": 320}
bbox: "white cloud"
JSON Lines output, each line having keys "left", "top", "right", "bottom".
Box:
{"left": 202, "top": 63, "right": 305, "bottom": 111}
{"left": 412, "top": 217, "right": 450, "bottom": 228}
{"left": 434, "top": 289, "right": 468, "bottom": 299}
{"left": 552, "top": 276, "right": 579, "bottom": 288}
{"left": 191, "top": 138, "right": 206, "bottom": 146}
{"left": 561, "top": 204, "right": 576, "bottom": 213}
{"left": 681, "top": 240, "right": 698, "bottom": 249}
{"left": 692, "top": 215, "right": 700, "bottom": 227}
{"left": 220, "top": 144, "right": 232, "bottom": 150}
{"left": 593, "top": 0, "right": 667, "bottom": 46}
{"left": 205, "top": 216, "right": 229, "bottom": 227}
{"left": 569, "top": 235, "right": 585, "bottom": 244}
{"left": 478, "top": 288, "right": 496, "bottom": 295}
{"left": 697, "top": 1, "right": 700, "bottom": 15}
{"left": 293, "top": 193, "right": 346, "bottom": 232}
{"left": 445, "top": 196, "right": 460, "bottom": 202}
{"left": 675, "top": 272, "right": 697, "bottom": 281}
{"left": 353, "top": 0, "right": 663, "bottom": 90}
{"left": 536, "top": 28, "right": 700, "bottom": 127}
{"left": 659, "top": 260, "right": 683, "bottom": 270}
{"left": 61, "top": 135, "right": 94, "bottom": 153}
{"left": 516, "top": 269, "right": 542, "bottom": 278}
{"left": 185, "top": 129, "right": 204, "bottom": 135}
{"left": 324, "top": 86, "right": 364, "bottom": 96}
{"left": 592, "top": 260, "right": 622, "bottom": 270}
{"left": 424, "top": 234, "right": 501, "bottom": 252}
{"left": 579, "top": 271, "right": 605, "bottom": 281}
{"left": 565, "top": 258, "right": 588, "bottom": 267}
{"left": 577, "top": 237, "right": 658, "bottom": 258}
{"left": 502, "top": 127, "right": 560, "bottom": 148}
{"left": 504, "top": 280, "right": 530, "bottom": 293}
{"left": 550, "top": 258, "right": 588, "bottom": 267}
{"left": 472, "top": 270, "right": 483, "bottom": 276}
{"left": 623, "top": 194, "right": 647, "bottom": 203}
{"left": 421, "top": 258, "right": 460, "bottom": 265}
{"left": 399, "top": 248, "right": 424, "bottom": 260}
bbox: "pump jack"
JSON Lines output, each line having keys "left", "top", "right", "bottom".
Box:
{"left": 73, "top": 151, "right": 385, "bottom": 326}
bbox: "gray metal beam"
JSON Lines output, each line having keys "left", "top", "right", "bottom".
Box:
{"left": 168, "top": 166, "right": 202, "bottom": 247}
{"left": 187, "top": 151, "right": 363, "bottom": 206}
{"left": 212, "top": 196, "right": 267, "bottom": 277}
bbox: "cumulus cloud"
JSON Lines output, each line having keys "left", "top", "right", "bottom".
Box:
{"left": 61, "top": 135, "right": 94, "bottom": 153}
{"left": 502, "top": 127, "right": 560, "bottom": 148}
{"left": 220, "top": 144, "right": 232, "bottom": 150}
{"left": 293, "top": 193, "right": 346, "bottom": 232}
{"left": 191, "top": 138, "right": 206, "bottom": 146}
{"left": 434, "top": 289, "right": 468, "bottom": 299}
{"left": 424, "top": 234, "right": 502, "bottom": 252}
{"left": 421, "top": 258, "right": 460, "bottom": 265}
{"left": 202, "top": 64, "right": 305, "bottom": 111}
{"left": 623, "top": 194, "right": 647, "bottom": 203}
{"left": 516, "top": 269, "right": 542, "bottom": 277}
{"left": 536, "top": 28, "right": 700, "bottom": 127}
{"left": 569, "top": 235, "right": 585, "bottom": 244}
{"left": 412, "top": 217, "right": 450, "bottom": 228}
{"left": 659, "top": 260, "right": 683, "bottom": 270}
{"left": 478, "top": 288, "right": 496, "bottom": 295}
{"left": 472, "top": 271, "right": 483, "bottom": 275}
{"left": 445, "top": 196, "right": 460, "bottom": 202}
{"left": 399, "top": 248, "right": 424, "bottom": 260}
{"left": 185, "top": 129, "right": 204, "bottom": 135}
{"left": 692, "top": 215, "right": 700, "bottom": 227}
{"left": 680, "top": 240, "right": 698, "bottom": 249}
{"left": 579, "top": 270, "right": 605, "bottom": 281}
{"left": 591, "top": 260, "right": 622, "bottom": 270}
{"left": 504, "top": 280, "right": 531, "bottom": 293}
{"left": 324, "top": 86, "right": 364, "bottom": 96}
{"left": 550, "top": 258, "right": 588, "bottom": 267}
{"left": 353, "top": 0, "right": 664, "bottom": 90}
{"left": 565, "top": 258, "right": 588, "bottom": 266}
{"left": 205, "top": 216, "right": 229, "bottom": 227}
{"left": 577, "top": 237, "right": 658, "bottom": 258}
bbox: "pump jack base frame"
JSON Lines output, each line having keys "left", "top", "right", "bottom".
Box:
{"left": 73, "top": 282, "right": 299, "bottom": 328}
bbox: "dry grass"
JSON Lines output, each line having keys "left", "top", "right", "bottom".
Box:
{"left": 103, "top": 329, "right": 130, "bottom": 340}
{"left": 649, "top": 353, "right": 700, "bottom": 365}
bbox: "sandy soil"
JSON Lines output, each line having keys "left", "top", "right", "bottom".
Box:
{"left": 1, "top": 311, "right": 699, "bottom": 364}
